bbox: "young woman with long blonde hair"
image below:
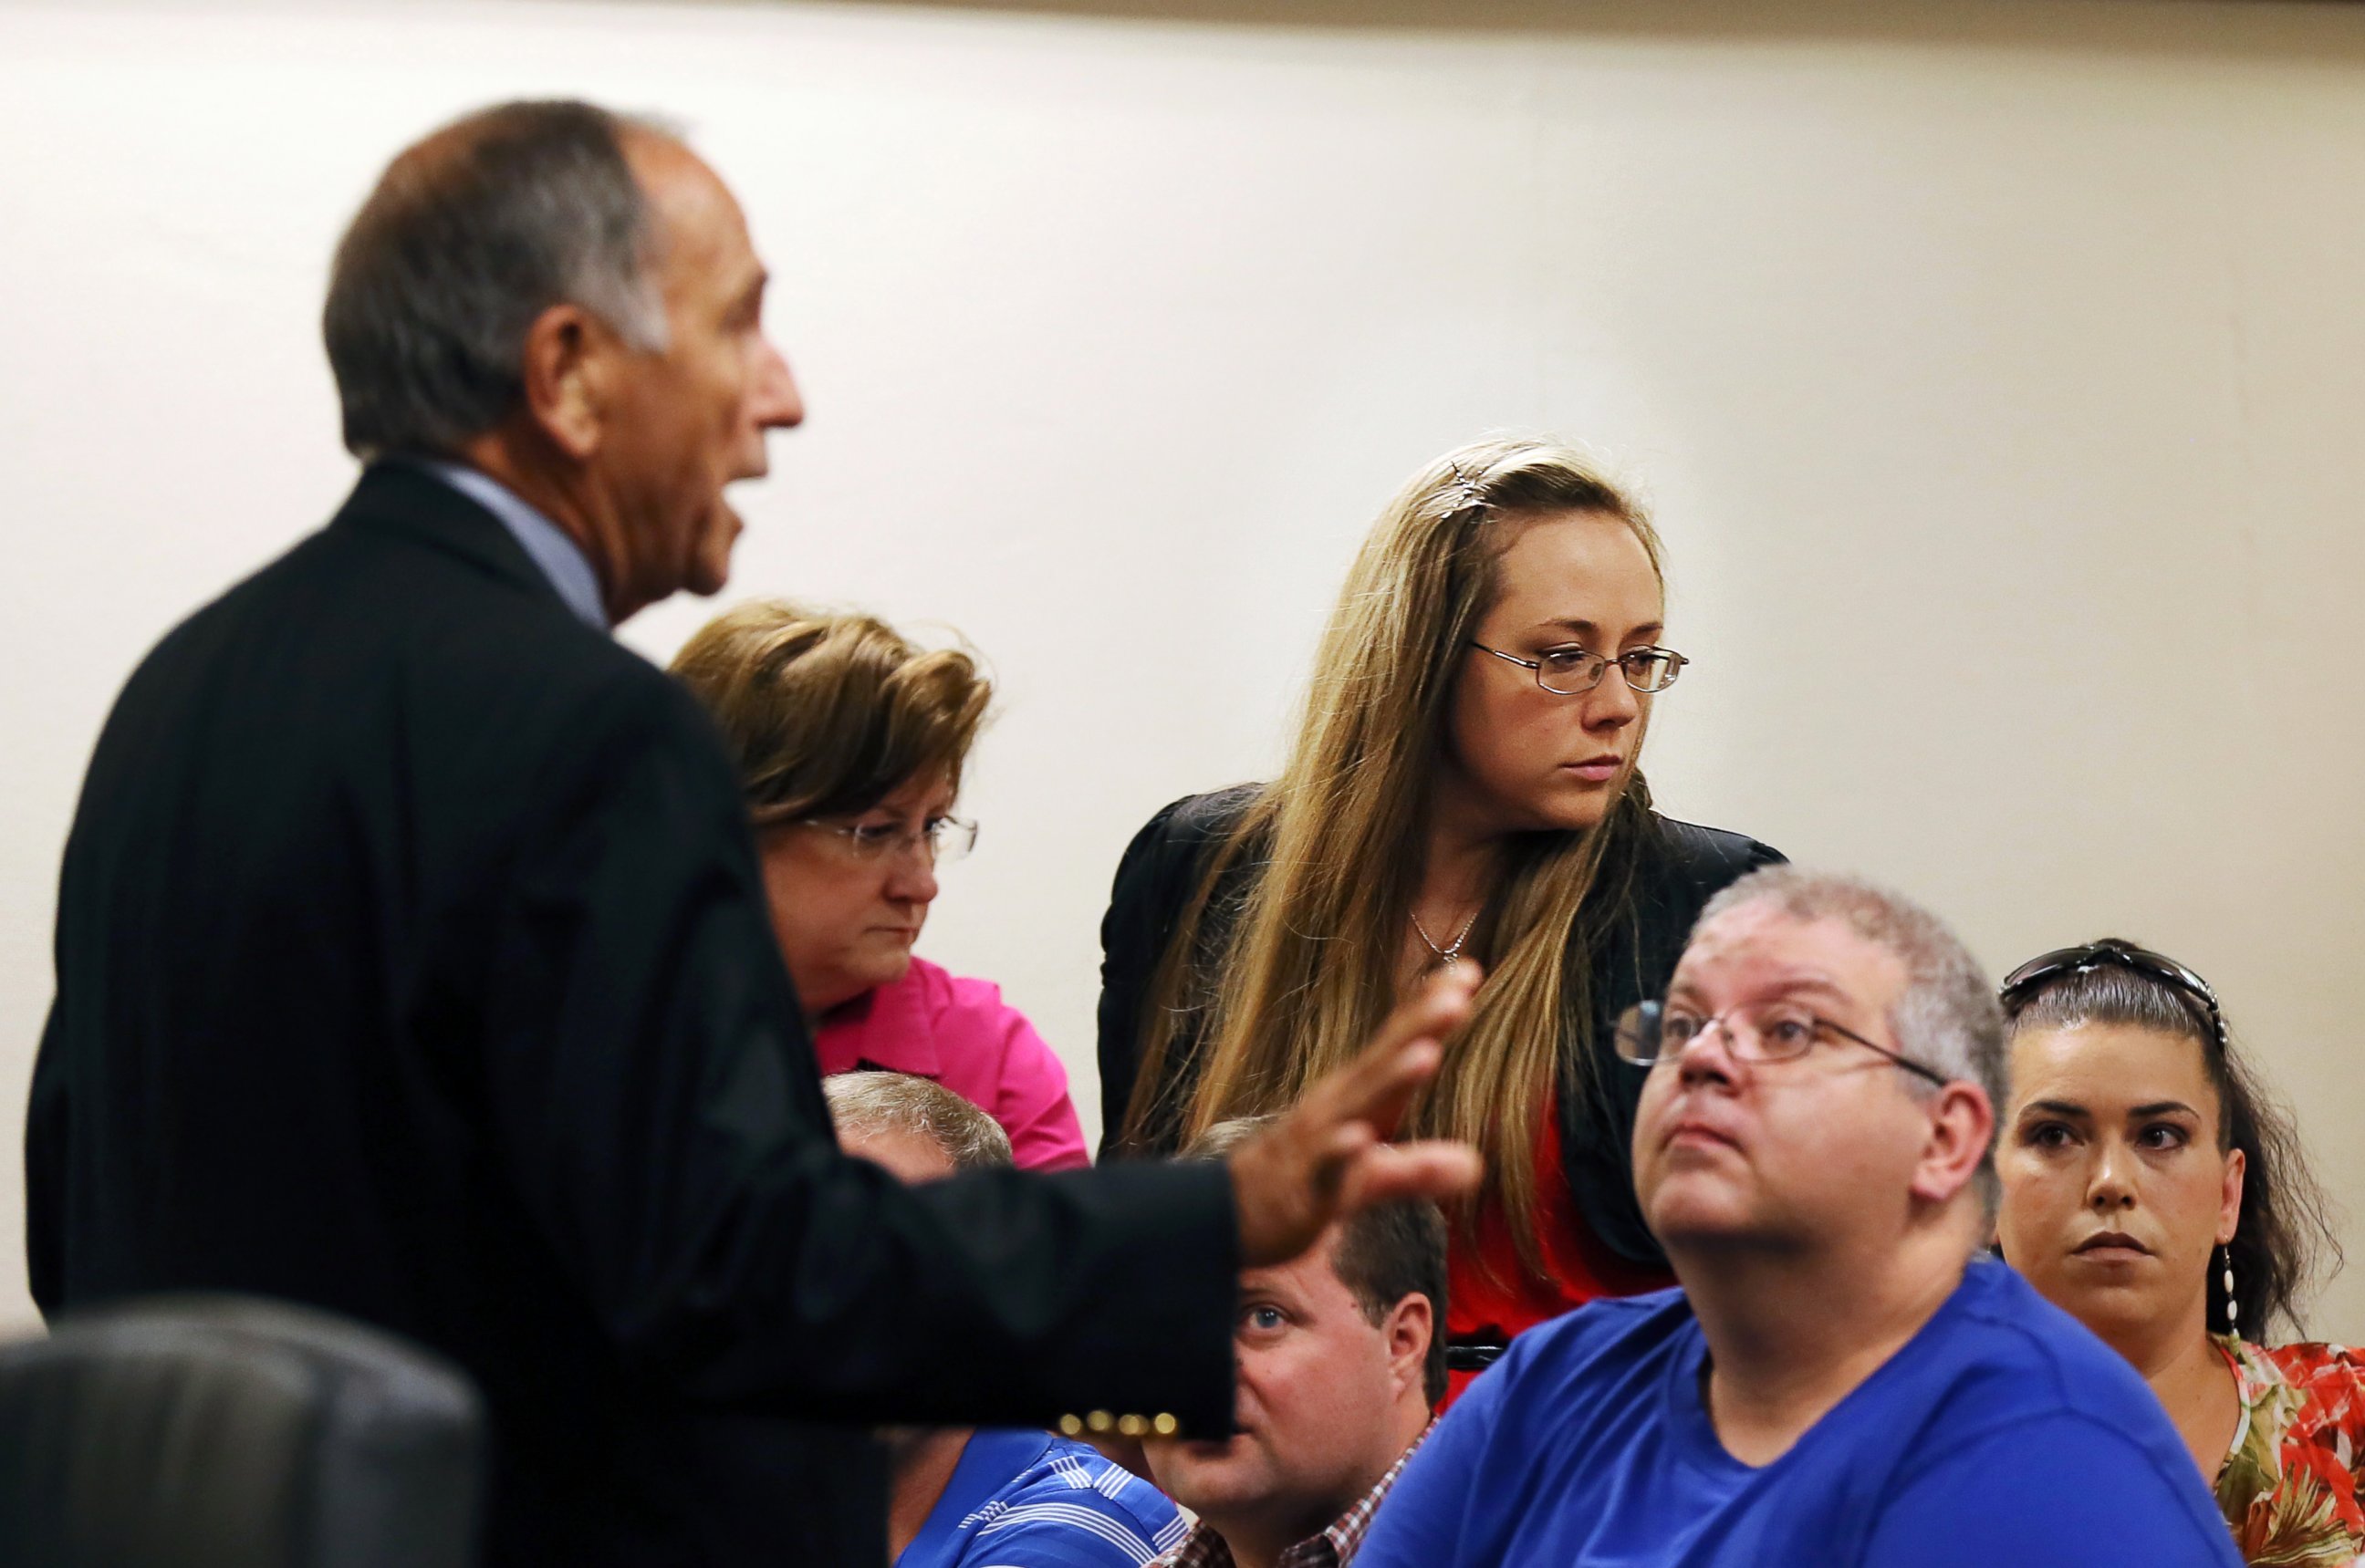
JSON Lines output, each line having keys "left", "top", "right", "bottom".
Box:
{"left": 1098, "top": 437, "right": 1781, "bottom": 1386}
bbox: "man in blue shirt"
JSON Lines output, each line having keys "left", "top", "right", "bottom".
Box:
{"left": 828, "top": 1074, "right": 1187, "bottom": 1568}
{"left": 1357, "top": 867, "right": 2245, "bottom": 1568}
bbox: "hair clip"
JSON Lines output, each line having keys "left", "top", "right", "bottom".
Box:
{"left": 1443, "top": 462, "right": 1488, "bottom": 516}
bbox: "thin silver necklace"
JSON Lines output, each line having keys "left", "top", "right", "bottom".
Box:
{"left": 1411, "top": 908, "right": 1481, "bottom": 968}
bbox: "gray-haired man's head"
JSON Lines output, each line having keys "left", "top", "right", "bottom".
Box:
{"left": 826, "top": 1072, "right": 1013, "bottom": 1183}
{"left": 323, "top": 99, "right": 803, "bottom": 623}
{"left": 325, "top": 99, "right": 670, "bottom": 460}
{"left": 1632, "top": 867, "right": 2005, "bottom": 1264}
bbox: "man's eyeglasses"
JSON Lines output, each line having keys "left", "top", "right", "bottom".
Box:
{"left": 1614, "top": 999, "right": 1950, "bottom": 1089}
{"left": 796, "top": 815, "right": 978, "bottom": 865}
{"left": 1998, "top": 940, "right": 2224, "bottom": 1050}
{"left": 1469, "top": 641, "right": 1688, "bottom": 696}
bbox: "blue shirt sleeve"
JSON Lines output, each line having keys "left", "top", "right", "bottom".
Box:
{"left": 1862, "top": 1413, "right": 2245, "bottom": 1568}
{"left": 952, "top": 1516, "right": 1169, "bottom": 1568}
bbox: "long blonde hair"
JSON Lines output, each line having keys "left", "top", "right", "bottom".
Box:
{"left": 1122, "top": 439, "right": 1666, "bottom": 1274}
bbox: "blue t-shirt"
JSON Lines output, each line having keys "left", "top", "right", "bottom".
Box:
{"left": 897, "top": 1428, "right": 1187, "bottom": 1568}
{"left": 1357, "top": 1258, "right": 2244, "bottom": 1568}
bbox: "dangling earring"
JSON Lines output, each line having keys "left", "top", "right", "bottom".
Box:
{"left": 2220, "top": 1244, "right": 2239, "bottom": 1337}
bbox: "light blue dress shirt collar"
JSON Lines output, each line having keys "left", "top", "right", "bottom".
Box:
{"left": 402, "top": 457, "right": 609, "bottom": 634}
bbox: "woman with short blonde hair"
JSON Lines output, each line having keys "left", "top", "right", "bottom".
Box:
{"left": 674, "top": 600, "right": 1089, "bottom": 1170}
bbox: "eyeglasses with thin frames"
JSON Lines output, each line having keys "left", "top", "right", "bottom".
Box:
{"left": 1614, "top": 999, "right": 1951, "bottom": 1088}
{"left": 1469, "top": 641, "right": 1688, "bottom": 696}
{"left": 794, "top": 815, "right": 978, "bottom": 865}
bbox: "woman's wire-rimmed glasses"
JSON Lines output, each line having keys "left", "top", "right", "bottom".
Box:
{"left": 1998, "top": 940, "right": 2225, "bottom": 1051}
{"left": 1614, "top": 999, "right": 1951, "bottom": 1089}
{"left": 1469, "top": 641, "right": 1688, "bottom": 696}
{"left": 794, "top": 815, "right": 978, "bottom": 865}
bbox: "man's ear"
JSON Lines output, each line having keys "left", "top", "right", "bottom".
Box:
{"left": 1385, "top": 1292, "right": 1434, "bottom": 1398}
{"left": 1909, "top": 1081, "right": 1995, "bottom": 1208}
{"left": 516, "top": 302, "right": 614, "bottom": 462}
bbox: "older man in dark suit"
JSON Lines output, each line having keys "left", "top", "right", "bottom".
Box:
{"left": 24, "top": 101, "right": 1480, "bottom": 1567}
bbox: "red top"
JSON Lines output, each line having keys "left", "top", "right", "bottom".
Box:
{"left": 1443, "top": 1110, "right": 1674, "bottom": 1405}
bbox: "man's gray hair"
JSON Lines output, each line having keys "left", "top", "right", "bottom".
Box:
{"left": 1698, "top": 866, "right": 2007, "bottom": 1213}
{"left": 824, "top": 1072, "right": 1013, "bottom": 1173}
{"left": 324, "top": 99, "right": 672, "bottom": 460}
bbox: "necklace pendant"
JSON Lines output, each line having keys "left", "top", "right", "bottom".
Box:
{"left": 1412, "top": 908, "right": 1481, "bottom": 970}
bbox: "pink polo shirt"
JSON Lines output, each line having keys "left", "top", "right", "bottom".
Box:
{"left": 812, "top": 956, "right": 1091, "bottom": 1172}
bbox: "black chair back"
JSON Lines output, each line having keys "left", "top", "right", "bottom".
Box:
{"left": 0, "top": 1294, "right": 484, "bottom": 1568}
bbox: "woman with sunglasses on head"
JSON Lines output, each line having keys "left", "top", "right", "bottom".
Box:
{"left": 673, "top": 600, "right": 1089, "bottom": 1171}
{"left": 1098, "top": 438, "right": 1781, "bottom": 1389}
{"left": 1995, "top": 940, "right": 2354, "bottom": 1563}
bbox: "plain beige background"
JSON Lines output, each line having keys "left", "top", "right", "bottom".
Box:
{"left": 3, "top": 0, "right": 2360, "bottom": 1338}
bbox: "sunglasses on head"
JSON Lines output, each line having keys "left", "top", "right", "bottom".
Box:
{"left": 1997, "top": 940, "right": 2226, "bottom": 1052}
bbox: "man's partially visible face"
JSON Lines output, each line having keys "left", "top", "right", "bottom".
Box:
{"left": 596, "top": 132, "right": 803, "bottom": 617}
{"left": 1632, "top": 903, "right": 1932, "bottom": 1256}
{"left": 1142, "top": 1229, "right": 1420, "bottom": 1551}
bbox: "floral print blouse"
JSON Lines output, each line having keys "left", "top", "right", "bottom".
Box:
{"left": 2216, "top": 1336, "right": 2365, "bottom": 1563}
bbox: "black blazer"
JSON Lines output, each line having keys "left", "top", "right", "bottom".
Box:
{"left": 1096, "top": 785, "right": 1783, "bottom": 1269}
{"left": 26, "top": 463, "right": 1235, "bottom": 1568}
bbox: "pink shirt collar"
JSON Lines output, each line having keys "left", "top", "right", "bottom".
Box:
{"left": 813, "top": 959, "right": 944, "bottom": 1079}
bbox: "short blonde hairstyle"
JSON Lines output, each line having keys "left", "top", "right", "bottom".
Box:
{"left": 670, "top": 600, "right": 991, "bottom": 825}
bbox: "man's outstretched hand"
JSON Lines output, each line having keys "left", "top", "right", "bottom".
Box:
{"left": 1226, "top": 961, "right": 1486, "bottom": 1268}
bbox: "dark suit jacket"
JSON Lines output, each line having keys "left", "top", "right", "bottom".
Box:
{"left": 1096, "top": 785, "right": 1782, "bottom": 1270}
{"left": 26, "top": 463, "right": 1235, "bottom": 1567}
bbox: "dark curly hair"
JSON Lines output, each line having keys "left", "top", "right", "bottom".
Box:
{"left": 2003, "top": 942, "right": 2340, "bottom": 1339}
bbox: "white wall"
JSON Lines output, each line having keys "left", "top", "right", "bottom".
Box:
{"left": 5, "top": 0, "right": 2362, "bottom": 1336}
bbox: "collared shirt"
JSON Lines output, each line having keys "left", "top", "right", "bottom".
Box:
{"left": 1149, "top": 1425, "right": 1433, "bottom": 1568}
{"left": 401, "top": 456, "right": 609, "bottom": 633}
{"left": 898, "top": 1428, "right": 1186, "bottom": 1568}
